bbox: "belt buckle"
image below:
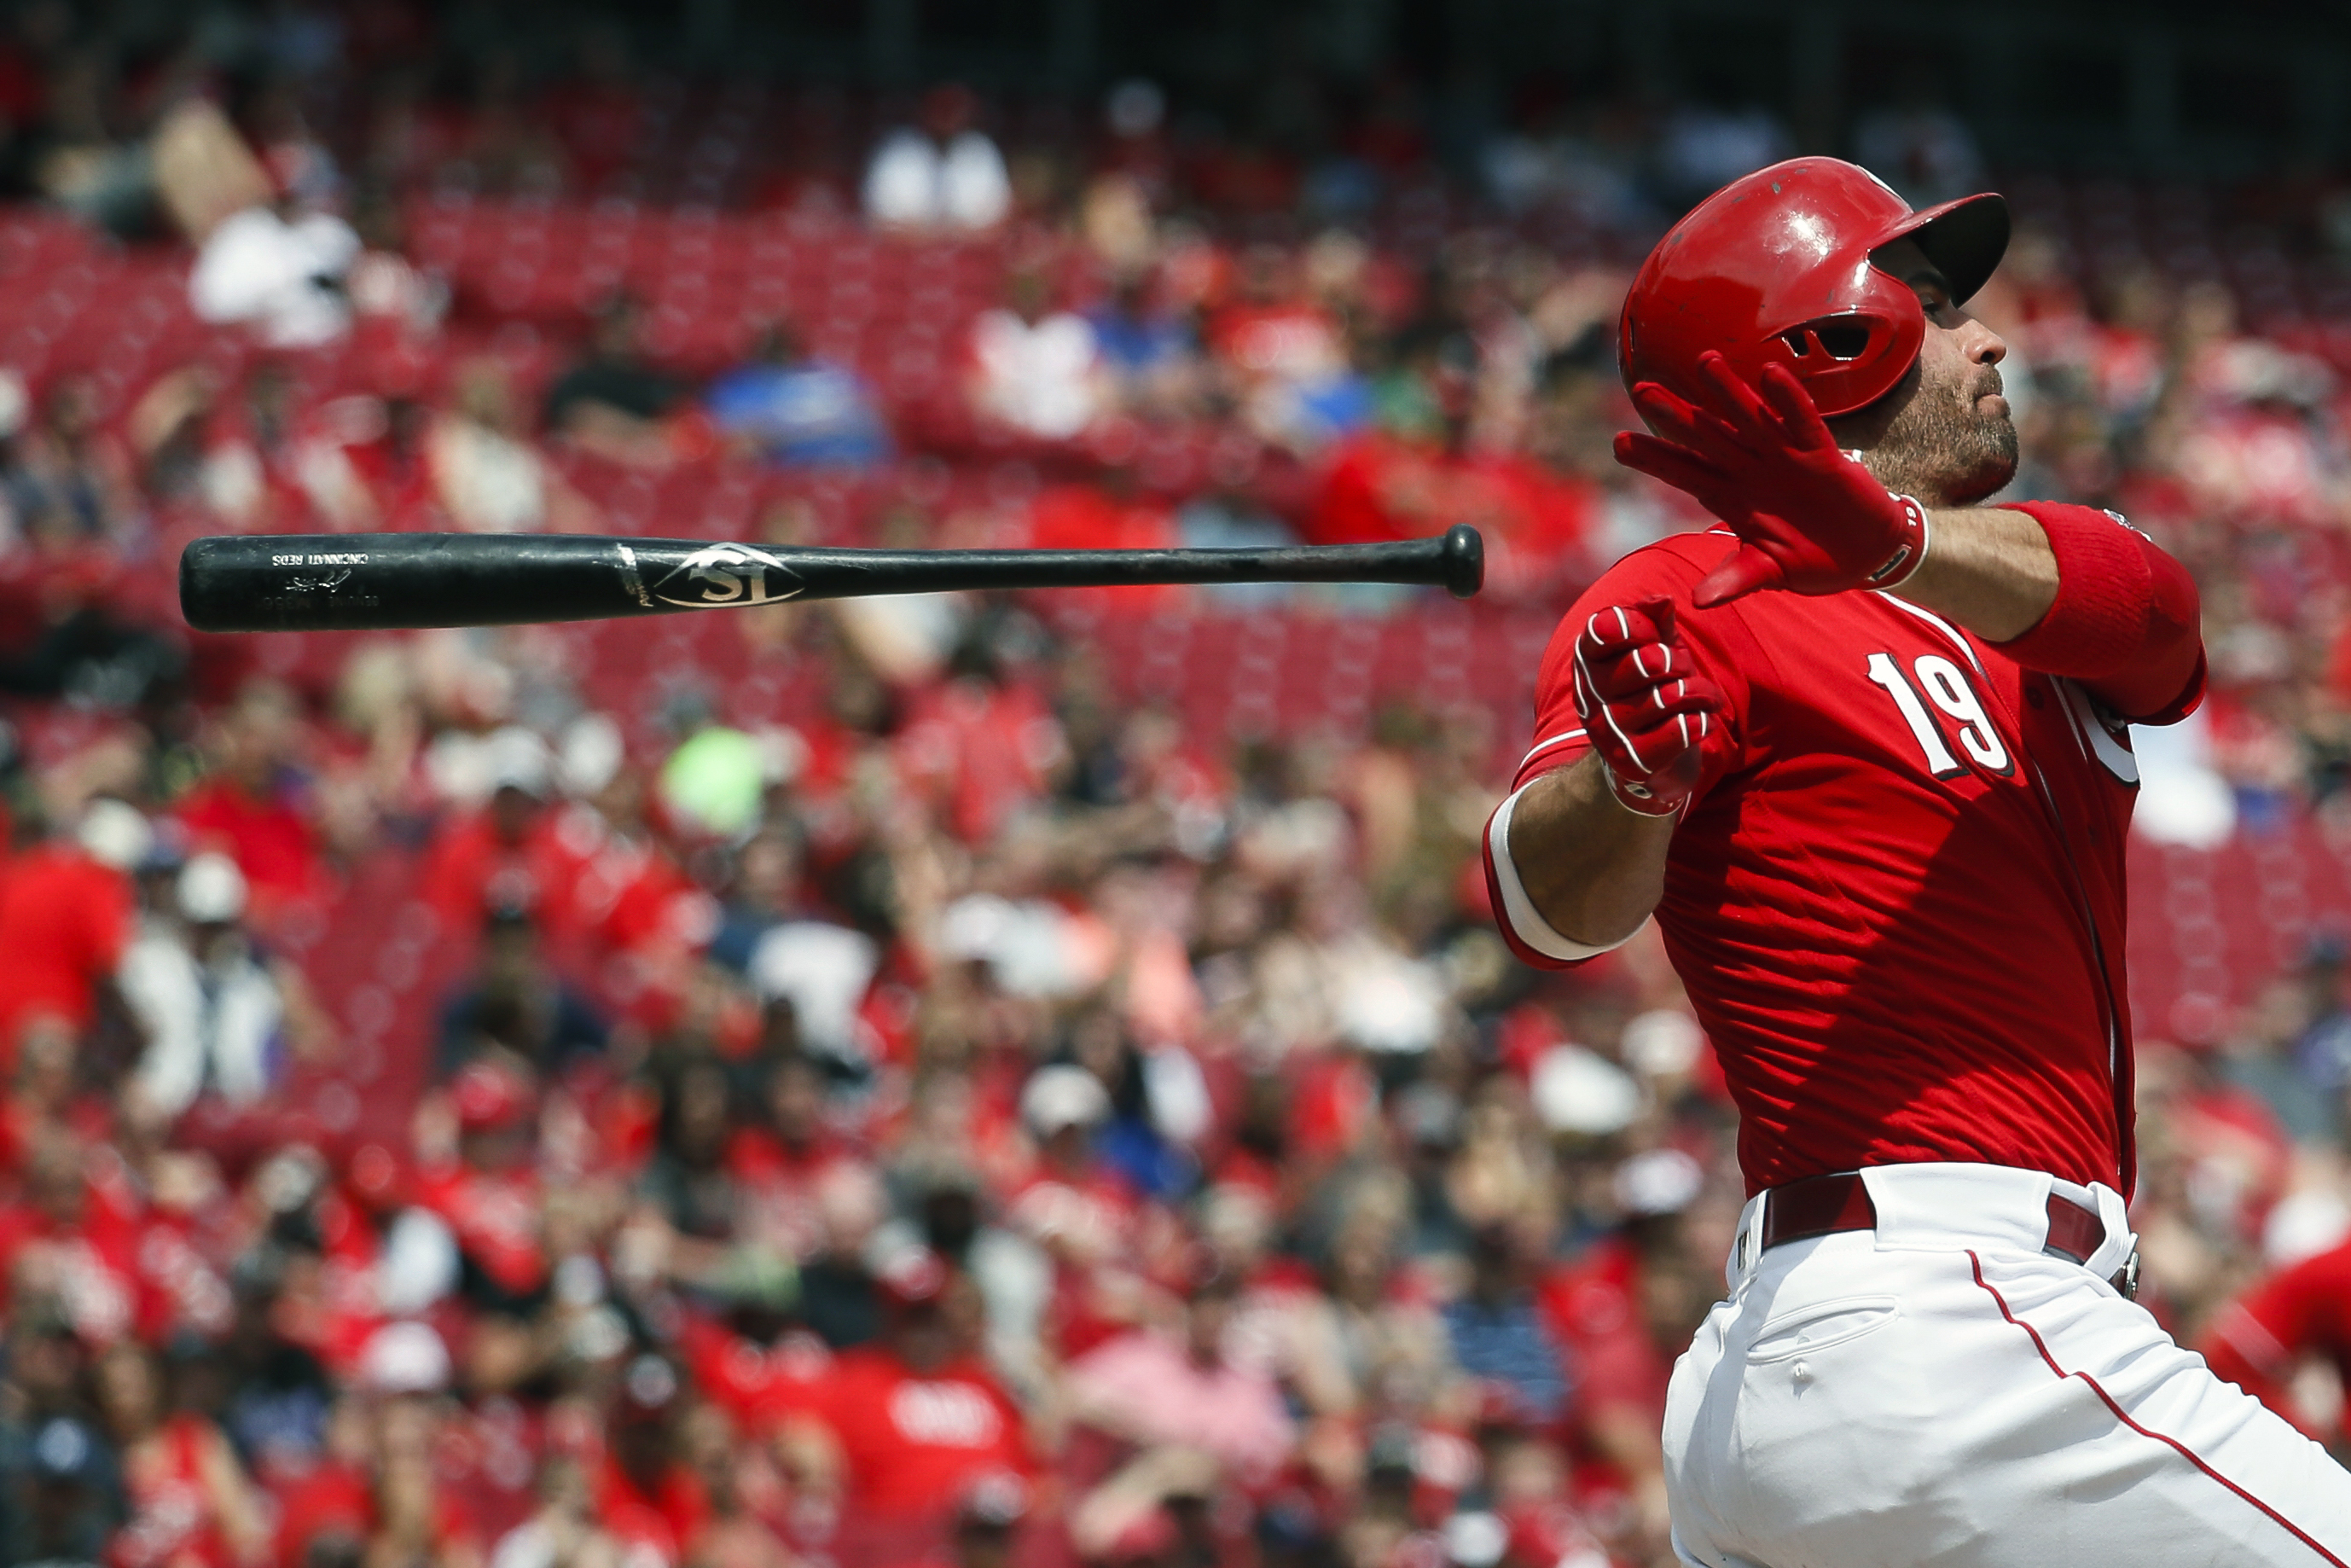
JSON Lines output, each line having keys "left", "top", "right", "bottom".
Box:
{"left": 2110, "top": 1249, "right": 2140, "bottom": 1301}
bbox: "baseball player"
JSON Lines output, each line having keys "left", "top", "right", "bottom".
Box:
{"left": 1482, "top": 158, "right": 2351, "bottom": 1565}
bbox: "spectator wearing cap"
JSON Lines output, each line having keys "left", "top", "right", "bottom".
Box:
{"left": 272, "top": 1324, "right": 482, "bottom": 1568}
{"left": 1003, "top": 1065, "right": 1146, "bottom": 1358}
{"left": 121, "top": 853, "right": 328, "bottom": 1119}
{"left": 788, "top": 1247, "right": 1031, "bottom": 1553}
{"left": 0, "top": 1415, "right": 120, "bottom": 1568}
{"left": 0, "top": 798, "right": 142, "bottom": 1077}
{"left": 2197, "top": 1231, "right": 2351, "bottom": 1439}
{"left": 419, "top": 728, "right": 566, "bottom": 932}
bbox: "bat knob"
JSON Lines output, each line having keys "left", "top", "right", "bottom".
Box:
{"left": 1442, "top": 526, "right": 1484, "bottom": 599}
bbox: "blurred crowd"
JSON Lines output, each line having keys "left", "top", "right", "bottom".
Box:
{"left": 0, "top": 6, "right": 2347, "bottom": 1568}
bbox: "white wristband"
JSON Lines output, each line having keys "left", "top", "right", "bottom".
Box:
{"left": 1487, "top": 783, "right": 1640, "bottom": 962}
{"left": 1868, "top": 496, "right": 1932, "bottom": 591}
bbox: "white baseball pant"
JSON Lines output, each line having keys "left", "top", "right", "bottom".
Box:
{"left": 1663, "top": 1162, "right": 2351, "bottom": 1566}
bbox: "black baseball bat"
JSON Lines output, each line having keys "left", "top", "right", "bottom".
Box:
{"left": 178, "top": 526, "right": 1483, "bottom": 633}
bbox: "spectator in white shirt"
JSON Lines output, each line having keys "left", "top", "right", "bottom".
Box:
{"left": 121, "top": 853, "right": 327, "bottom": 1118}
{"left": 864, "top": 84, "right": 1012, "bottom": 232}
{"left": 967, "top": 271, "right": 1107, "bottom": 440}
{"left": 189, "top": 144, "right": 361, "bottom": 349}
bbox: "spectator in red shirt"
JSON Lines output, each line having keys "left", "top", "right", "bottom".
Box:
{"left": 1307, "top": 328, "right": 1594, "bottom": 597}
{"left": 792, "top": 1248, "right": 1031, "bottom": 1549}
{"left": 2197, "top": 1234, "right": 2351, "bottom": 1443}
{"left": 0, "top": 798, "right": 143, "bottom": 1077}
{"left": 594, "top": 1356, "right": 708, "bottom": 1568}
{"left": 414, "top": 1061, "right": 551, "bottom": 1315}
{"left": 1536, "top": 1149, "right": 1717, "bottom": 1553}
{"left": 95, "top": 1340, "right": 270, "bottom": 1568}
{"left": 419, "top": 742, "right": 572, "bottom": 938}
{"left": 0, "top": 1127, "right": 142, "bottom": 1344}
{"left": 173, "top": 680, "right": 330, "bottom": 931}
{"left": 896, "top": 638, "right": 1066, "bottom": 847}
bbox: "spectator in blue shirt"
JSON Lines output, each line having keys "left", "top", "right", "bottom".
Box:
{"left": 707, "top": 322, "right": 891, "bottom": 470}
{"left": 1441, "top": 1223, "right": 1573, "bottom": 1426}
{"left": 1087, "top": 273, "right": 1202, "bottom": 420}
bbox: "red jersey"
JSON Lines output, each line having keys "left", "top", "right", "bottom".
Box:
{"left": 1487, "top": 520, "right": 2203, "bottom": 1197}
{"left": 2197, "top": 1237, "right": 2351, "bottom": 1437}
{"left": 676, "top": 1313, "right": 831, "bottom": 1434}
{"left": 114, "top": 1416, "right": 235, "bottom": 1568}
{"left": 0, "top": 844, "right": 132, "bottom": 1064}
{"left": 413, "top": 1164, "right": 547, "bottom": 1298}
{"left": 172, "top": 776, "right": 328, "bottom": 920}
{"left": 813, "top": 1348, "right": 1030, "bottom": 1518}
{"left": 595, "top": 1455, "right": 708, "bottom": 1568}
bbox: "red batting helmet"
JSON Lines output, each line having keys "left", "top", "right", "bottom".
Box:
{"left": 1619, "top": 158, "right": 2009, "bottom": 419}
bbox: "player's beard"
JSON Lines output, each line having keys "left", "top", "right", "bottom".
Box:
{"left": 1855, "top": 361, "right": 2020, "bottom": 507}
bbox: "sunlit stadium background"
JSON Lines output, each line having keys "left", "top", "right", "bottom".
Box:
{"left": 0, "top": 4, "right": 2345, "bottom": 1567}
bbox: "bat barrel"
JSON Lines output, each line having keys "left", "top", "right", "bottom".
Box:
{"left": 180, "top": 533, "right": 675, "bottom": 633}
{"left": 179, "top": 527, "right": 1484, "bottom": 634}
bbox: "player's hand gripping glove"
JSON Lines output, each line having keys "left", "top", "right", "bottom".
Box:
{"left": 1613, "top": 350, "right": 1930, "bottom": 608}
{"left": 1571, "top": 595, "right": 1725, "bottom": 817}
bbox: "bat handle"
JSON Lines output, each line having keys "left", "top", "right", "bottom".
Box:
{"left": 1439, "top": 525, "right": 1484, "bottom": 599}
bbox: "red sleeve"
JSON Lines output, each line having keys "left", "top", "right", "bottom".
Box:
{"left": 1480, "top": 537, "right": 1755, "bottom": 971}
{"left": 1507, "top": 538, "right": 1756, "bottom": 795}
{"left": 1994, "top": 502, "right": 2206, "bottom": 723}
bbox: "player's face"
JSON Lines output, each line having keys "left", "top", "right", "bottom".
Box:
{"left": 1837, "top": 239, "right": 2019, "bottom": 507}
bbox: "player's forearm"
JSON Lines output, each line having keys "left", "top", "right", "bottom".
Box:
{"left": 1893, "top": 506, "right": 2057, "bottom": 642}
{"left": 1504, "top": 753, "right": 1677, "bottom": 950}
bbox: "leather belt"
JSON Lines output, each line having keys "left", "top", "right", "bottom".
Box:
{"left": 1757, "top": 1170, "right": 2139, "bottom": 1298}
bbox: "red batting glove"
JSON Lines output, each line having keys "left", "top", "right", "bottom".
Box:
{"left": 1613, "top": 351, "right": 1930, "bottom": 608}
{"left": 1571, "top": 595, "right": 1725, "bottom": 817}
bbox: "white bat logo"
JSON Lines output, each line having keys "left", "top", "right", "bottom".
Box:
{"left": 652, "top": 544, "right": 804, "bottom": 609}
